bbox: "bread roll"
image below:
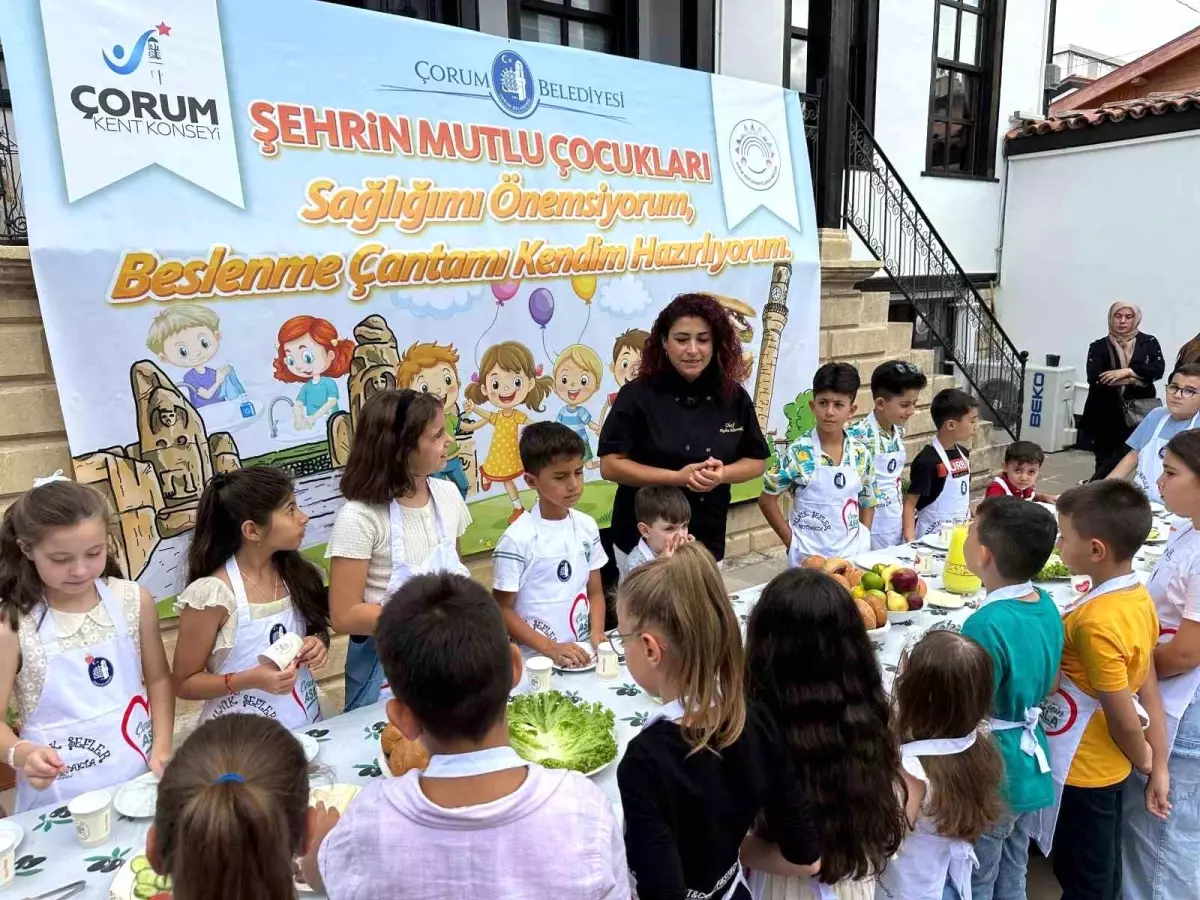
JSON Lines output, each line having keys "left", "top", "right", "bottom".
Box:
{"left": 853, "top": 598, "right": 876, "bottom": 632}
{"left": 380, "top": 724, "right": 402, "bottom": 757}
{"left": 865, "top": 594, "right": 888, "bottom": 628}
{"left": 387, "top": 734, "right": 431, "bottom": 776}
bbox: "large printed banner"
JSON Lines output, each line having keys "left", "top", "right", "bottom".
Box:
{"left": 0, "top": 0, "right": 819, "bottom": 599}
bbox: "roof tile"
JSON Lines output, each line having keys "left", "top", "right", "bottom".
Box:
{"left": 1007, "top": 90, "right": 1200, "bottom": 141}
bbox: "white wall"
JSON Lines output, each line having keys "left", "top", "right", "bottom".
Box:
{"left": 715, "top": 0, "right": 786, "bottom": 85}
{"left": 998, "top": 132, "right": 1200, "bottom": 382}
{"left": 477, "top": 0, "right": 509, "bottom": 37}
{"left": 850, "top": 0, "right": 1049, "bottom": 274}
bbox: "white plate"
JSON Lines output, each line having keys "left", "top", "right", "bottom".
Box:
{"left": 294, "top": 731, "right": 320, "bottom": 763}
{"left": 114, "top": 771, "right": 159, "bottom": 819}
{"left": 1145, "top": 528, "right": 1168, "bottom": 544}
{"left": 866, "top": 619, "right": 891, "bottom": 641}
{"left": 109, "top": 848, "right": 171, "bottom": 900}
{"left": 886, "top": 609, "right": 920, "bottom": 624}
{"left": 926, "top": 591, "right": 966, "bottom": 610}
{"left": 552, "top": 643, "right": 597, "bottom": 674}
{"left": 0, "top": 819, "right": 23, "bottom": 853}
{"left": 920, "top": 534, "right": 950, "bottom": 551}
{"left": 1150, "top": 502, "right": 1166, "bottom": 515}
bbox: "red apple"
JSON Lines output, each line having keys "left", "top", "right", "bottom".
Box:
{"left": 906, "top": 591, "right": 925, "bottom": 611}
{"left": 890, "top": 568, "right": 921, "bottom": 593}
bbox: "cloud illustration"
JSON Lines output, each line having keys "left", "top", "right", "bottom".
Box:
{"left": 391, "top": 284, "right": 484, "bottom": 320}
{"left": 597, "top": 274, "right": 654, "bottom": 317}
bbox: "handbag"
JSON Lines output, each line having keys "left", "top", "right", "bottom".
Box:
{"left": 1106, "top": 340, "right": 1161, "bottom": 428}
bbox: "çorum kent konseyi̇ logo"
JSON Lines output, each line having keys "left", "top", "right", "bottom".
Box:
{"left": 70, "top": 20, "right": 223, "bottom": 141}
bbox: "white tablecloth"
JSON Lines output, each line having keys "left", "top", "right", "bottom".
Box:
{"left": 4, "top": 533, "right": 1162, "bottom": 900}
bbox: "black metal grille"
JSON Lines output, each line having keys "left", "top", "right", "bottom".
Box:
{"left": 843, "top": 104, "right": 1026, "bottom": 438}
{"left": 0, "top": 63, "right": 26, "bottom": 247}
{"left": 799, "top": 92, "right": 820, "bottom": 189}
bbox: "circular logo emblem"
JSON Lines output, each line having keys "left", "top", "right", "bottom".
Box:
{"left": 556, "top": 559, "right": 573, "bottom": 582}
{"left": 1042, "top": 688, "right": 1078, "bottom": 737}
{"left": 490, "top": 50, "right": 537, "bottom": 119}
{"left": 1160, "top": 447, "right": 1168, "bottom": 459}
{"left": 269, "top": 623, "right": 287, "bottom": 644}
{"left": 834, "top": 472, "right": 847, "bottom": 490}
{"left": 88, "top": 656, "right": 114, "bottom": 687}
{"left": 960, "top": 480, "right": 969, "bottom": 495}
{"left": 729, "top": 119, "right": 781, "bottom": 191}
{"left": 887, "top": 459, "right": 899, "bottom": 473}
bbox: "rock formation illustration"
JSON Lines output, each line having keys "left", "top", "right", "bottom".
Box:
{"left": 329, "top": 314, "right": 399, "bottom": 467}
{"left": 74, "top": 360, "right": 242, "bottom": 579}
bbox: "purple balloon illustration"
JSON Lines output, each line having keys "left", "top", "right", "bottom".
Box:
{"left": 529, "top": 288, "right": 555, "bottom": 328}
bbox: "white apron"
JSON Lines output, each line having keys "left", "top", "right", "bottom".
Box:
{"left": 646, "top": 701, "right": 753, "bottom": 900}
{"left": 982, "top": 583, "right": 1053, "bottom": 775}
{"left": 869, "top": 415, "right": 907, "bottom": 551}
{"left": 787, "top": 431, "right": 863, "bottom": 566}
{"left": 1135, "top": 412, "right": 1200, "bottom": 504}
{"left": 876, "top": 733, "right": 979, "bottom": 900}
{"left": 1146, "top": 523, "right": 1200, "bottom": 751}
{"left": 1029, "top": 572, "right": 1147, "bottom": 855}
{"left": 198, "top": 558, "right": 321, "bottom": 729}
{"left": 15, "top": 580, "right": 152, "bottom": 813}
{"left": 914, "top": 439, "right": 971, "bottom": 540}
{"left": 379, "top": 489, "right": 470, "bottom": 699}
{"left": 513, "top": 507, "right": 593, "bottom": 654}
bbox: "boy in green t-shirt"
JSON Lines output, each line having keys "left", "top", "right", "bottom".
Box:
{"left": 961, "top": 496, "right": 1064, "bottom": 900}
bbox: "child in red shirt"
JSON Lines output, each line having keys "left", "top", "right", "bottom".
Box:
{"left": 985, "top": 441, "right": 1058, "bottom": 503}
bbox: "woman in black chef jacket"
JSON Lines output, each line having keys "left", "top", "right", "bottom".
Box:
{"left": 599, "top": 293, "right": 771, "bottom": 570}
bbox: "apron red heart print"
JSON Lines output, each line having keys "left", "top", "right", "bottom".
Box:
{"left": 1146, "top": 523, "right": 1200, "bottom": 751}
{"left": 379, "top": 488, "right": 470, "bottom": 698}
{"left": 786, "top": 430, "right": 865, "bottom": 565}
{"left": 15, "top": 579, "right": 152, "bottom": 813}
{"left": 1030, "top": 572, "right": 1150, "bottom": 855}
{"left": 915, "top": 438, "right": 971, "bottom": 540}
{"left": 199, "top": 557, "right": 322, "bottom": 729}
{"left": 513, "top": 507, "right": 593, "bottom": 655}
{"left": 869, "top": 414, "right": 907, "bottom": 551}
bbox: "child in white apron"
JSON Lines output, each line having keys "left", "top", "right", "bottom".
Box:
{"left": 744, "top": 569, "right": 906, "bottom": 900}
{"left": 1123, "top": 430, "right": 1200, "bottom": 900}
{"left": 877, "top": 630, "right": 1005, "bottom": 900}
{"left": 616, "top": 543, "right": 821, "bottom": 900}
{"left": 761, "top": 364, "right": 879, "bottom": 566}
{"left": 847, "top": 361, "right": 928, "bottom": 552}
{"left": 1034, "top": 480, "right": 1165, "bottom": 899}
{"left": 1108, "top": 366, "right": 1200, "bottom": 505}
{"left": 325, "top": 390, "right": 471, "bottom": 710}
{"left": 172, "top": 467, "right": 331, "bottom": 729}
{"left": 492, "top": 423, "right": 607, "bottom": 669}
{"left": 149, "top": 714, "right": 313, "bottom": 900}
{"left": 0, "top": 477, "right": 174, "bottom": 813}
{"left": 903, "top": 389, "right": 978, "bottom": 542}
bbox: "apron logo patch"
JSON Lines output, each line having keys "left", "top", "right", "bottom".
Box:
{"left": 793, "top": 509, "right": 832, "bottom": 532}
{"left": 269, "top": 623, "right": 287, "bottom": 644}
{"left": 842, "top": 498, "right": 860, "bottom": 530}
{"left": 570, "top": 593, "right": 590, "bottom": 641}
{"left": 556, "top": 560, "right": 572, "bottom": 582}
{"left": 86, "top": 656, "right": 114, "bottom": 687}
{"left": 121, "top": 695, "right": 152, "bottom": 764}
{"left": 887, "top": 459, "right": 898, "bottom": 473}
{"left": 1042, "top": 689, "right": 1078, "bottom": 737}
{"left": 960, "top": 480, "right": 969, "bottom": 495}
{"left": 1160, "top": 447, "right": 1168, "bottom": 459}
{"left": 834, "top": 472, "right": 847, "bottom": 490}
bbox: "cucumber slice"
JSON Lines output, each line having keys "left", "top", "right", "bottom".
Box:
{"left": 130, "top": 855, "right": 150, "bottom": 874}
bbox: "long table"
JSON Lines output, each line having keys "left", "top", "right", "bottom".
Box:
{"left": 4, "top": 532, "right": 1164, "bottom": 899}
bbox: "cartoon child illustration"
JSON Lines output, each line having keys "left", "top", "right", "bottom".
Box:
{"left": 599, "top": 328, "right": 649, "bottom": 428}
{"left": 146, "top": 304, "right": 246, "bottom": 409}
{"left": 552, "top": 344, "right": 604, "bottom": 469}
{"left": 463, "top": 340, "right": 553, "bottom": 524}
{"left": 272, "top": 315, "right": 355, "bottom": 431}
{"left": 398, "top": 341, "right": 470, "bottom": 499}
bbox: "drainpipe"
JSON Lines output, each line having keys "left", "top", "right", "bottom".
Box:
{"left": 1044, "top": 0, "right": 1058, "bottom": 115}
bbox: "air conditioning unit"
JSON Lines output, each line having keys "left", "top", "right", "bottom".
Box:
{"left": 1045, "top": 63, "right": 1062, "bottom": 86}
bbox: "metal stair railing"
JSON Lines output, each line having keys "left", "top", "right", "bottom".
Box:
{"left": 842, "top": 104, "right": 1027, "bottom": 439}
{"left": 0, "top": 66, "right": 26, "bottom": 247}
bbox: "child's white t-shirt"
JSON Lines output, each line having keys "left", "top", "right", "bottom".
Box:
{"left": 317, "top": 764, "right": 629, "bottom": 900}
{"left": 492, "top": 509, "right": 607, "bottom": 593}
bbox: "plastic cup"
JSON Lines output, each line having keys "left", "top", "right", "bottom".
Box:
{"left": 68, "top": 789, "right": 113, "bottom": 846}
{"left": 0, "top": 830, "right": 15, "bottom": 888}
{"left": 526, "top": 656, "right": 553, "bottom": 693}
{"left": 258, "top": 631, "right": 303, "bottom": 669}
{"left": 938, "top": 522, "right": 955, "bottom": 545}
{"left": 596, "top": 642, "right": 621, "bottom": 680}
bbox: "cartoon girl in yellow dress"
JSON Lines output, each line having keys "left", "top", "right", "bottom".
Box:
{"left": 462, "top": 341, "right": 553, "bottom": 523}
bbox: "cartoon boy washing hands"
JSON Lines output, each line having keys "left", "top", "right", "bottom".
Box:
{"left": 146, "top": 304, "right": 245, "bottom": 408}
{"left": 398, "top": 341, "right": 471, "bottom": 499}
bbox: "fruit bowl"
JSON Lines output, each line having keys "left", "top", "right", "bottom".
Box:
{"left": 887, "top": 608, "right": 922, "bottom": 624}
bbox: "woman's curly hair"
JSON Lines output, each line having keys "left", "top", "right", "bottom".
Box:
{"left": 637, "top": 293, "right": 750, "bottom": 400}
{"left": 747, "top": 569, "right": 907, "bottom": 884}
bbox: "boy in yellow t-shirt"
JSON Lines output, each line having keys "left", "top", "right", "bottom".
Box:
{"left": 1050, "top": 481, "right": 1170, "bottom": 899}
